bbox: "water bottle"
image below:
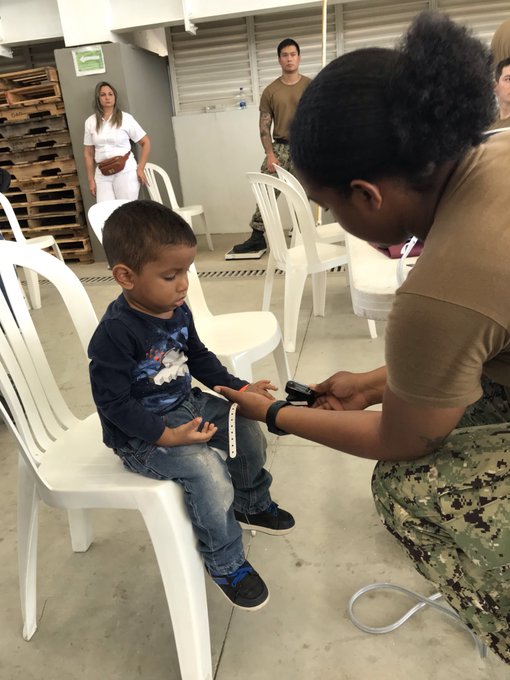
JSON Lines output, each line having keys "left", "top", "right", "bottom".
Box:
{"left": 238, "top": 87, "right": 247, "bottom": 110}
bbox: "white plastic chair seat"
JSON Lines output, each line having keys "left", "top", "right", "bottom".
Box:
{"left": 193, "top": 310, "right": 288, "bottom": 386}
{"left": 178, "top": 204, "right": 204, "bottom": 218}
{"left": 284, "top": 241, "right": 346, "bottom": 273}
{"left": 345, "top": 231, "right": 418, "bottom": 337}
{"left": 38, "top": 414, "right": 190, "bottom": 501}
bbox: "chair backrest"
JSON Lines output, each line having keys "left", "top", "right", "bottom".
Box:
{"left": 0, "top": 241, "right": 98, "bottom": 474}
{"left": 274, "top": 165, "right": 309, "bottom": 205}
{"left": 144, "top": 162, "right": 180, "bottom": 211}
{"left": 88, "top": 199, "right": 129, "bottom": 244}
{"left": 0, "top": 191, "right": 27, "bottom": 243}
{"left": 247, "top": 172, "right": 324, "bottom": 269}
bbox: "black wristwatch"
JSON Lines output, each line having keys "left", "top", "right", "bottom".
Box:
{"left": 266, "top": 399, "right": 291, "bottom": 436}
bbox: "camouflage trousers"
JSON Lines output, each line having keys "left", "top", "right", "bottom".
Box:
{"left": 250, "top": 142, "right": 293, "bottom": 233}
{"left": 372, "top": 377, "right": 510, "bottom": 664}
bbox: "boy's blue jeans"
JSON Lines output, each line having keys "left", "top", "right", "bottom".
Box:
{"left": 117, "top": 388, "right": 272, "bottom": 575}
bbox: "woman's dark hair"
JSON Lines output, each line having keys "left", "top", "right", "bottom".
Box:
{"left": 495, "top": 56, "right": 510, "bottom": 81}
{"left": 291, "top": 11, "right": 495, "bottom": 192}
{"left": 103, "top": 200, "right": 197, "bottom": 273}
{"left": 278, "top": 38, "right": 300, "bottom": 56}
{"left": 94, "top": 81, "right": 122, "bottom": 132}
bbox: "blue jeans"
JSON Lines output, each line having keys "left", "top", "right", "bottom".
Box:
{"left": 117, "top": 388, "right": 272, "bottom": 574}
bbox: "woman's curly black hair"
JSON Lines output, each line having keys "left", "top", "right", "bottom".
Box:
{"left": 291, "top": 11, "right": 495, "bottom": 191}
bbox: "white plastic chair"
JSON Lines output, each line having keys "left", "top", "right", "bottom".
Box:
{"left": 88, "top": 199, "right": 129, "bottom": 243}
{"left": 144, "top": 162, "right": 213, "bottom": 251}
{"left": 87, "top": 200, "right": 290, "bottom": 388}
{"left": 247, "top": 172, "right": 348, "bottom": 353}
{"left": 0, "top": 191, "right": 64, "bottom": 309}
{"left": 344, "top": 231, "right": 419, "bottom": 339}
{"left": 274, "top": 165, "right": 345, "bottom": 246}
{"left": 187, "top": 263, "right": 290, "bottom": 387}
{"left": 0, "top": 241, "right": 212, "bottom": 680}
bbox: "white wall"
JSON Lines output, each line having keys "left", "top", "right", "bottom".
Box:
{"left": 0, "top": 0, "right": 62, "bottom": 44}
{"left": 172, "top": 105, "right": 291, "bottom": 235}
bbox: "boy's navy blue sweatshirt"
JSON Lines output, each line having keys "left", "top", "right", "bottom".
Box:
{"left": 88, "top": 294, "right": 247, "bottom": 449}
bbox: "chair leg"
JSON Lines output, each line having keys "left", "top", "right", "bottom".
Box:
{"left": 139, "top": 485, "right": 212, "bottom": 680}
{"left": 368, "top": 319, "right": 377, "bottom": 339}
{"left": 262, "top": 254, "right": 276, "bottom": 311}
{"left": 17, "top": 456, "right": 39, "bottom": 641}
{"left": 23, "top": 267, "right": 41, "bottom": 310}
{"left": 283, "top": 269, "right": 307, "bottom": 353}
{"left": 67, "top": 509, "right": 93, "bottom": 552}
{"left": 51, "top": 242, "right": 65, "bottom": 262}
{"left": 311, "top": 271, "right": 327, "bottom": 317}
{"left": 197, "top": 213, "right": 214, "bottom": 252}
{"left": 272, "top": 336, "right": 291, "bottom": 389}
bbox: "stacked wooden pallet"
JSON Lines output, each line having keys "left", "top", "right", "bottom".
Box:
{"left": 0, "top": 66, "right": 93, "bottom": 263}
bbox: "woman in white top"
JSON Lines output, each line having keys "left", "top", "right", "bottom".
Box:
{"left": 84, "top": 81, "right": 151, "bottom": 203}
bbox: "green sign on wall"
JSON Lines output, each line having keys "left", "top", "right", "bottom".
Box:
{"left": 72, "top": 46, "right": 106, "bottom": 77}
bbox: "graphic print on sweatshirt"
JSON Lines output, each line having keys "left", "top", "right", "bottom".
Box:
{"left": 132, "top": 323, "right": 192, "bottom": 413}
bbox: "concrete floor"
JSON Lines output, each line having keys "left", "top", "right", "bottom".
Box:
{"left": 0, "top": 234, "right": 507, "bottom": 680}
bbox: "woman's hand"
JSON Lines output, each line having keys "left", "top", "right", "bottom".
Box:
{"left": 156, "top": 417, "right": 217, "bottom": 447}
{"left": 137, "top": 165, "right": 147, "bottom": 185}
{"left": 244, "top": 379, "right": 277, "bottom": 399}
{"left": 88, "top": 178, "right": 96, "bottom": 197}
{"left": 312, "top": 370, "right": 378, "bottom": 411}
{"left": 215, "top": 386, "right": 272, "bottom": 422}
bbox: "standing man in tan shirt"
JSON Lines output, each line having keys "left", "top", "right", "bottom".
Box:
{"left": 227, "top": 39, "right": 311, "bottom": 259}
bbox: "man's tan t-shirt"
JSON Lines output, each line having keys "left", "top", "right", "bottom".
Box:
{"left": 259, "top": 75, "right": 311, "bottom": 141}
{"left": 386, "top": 132, "right": 510, "bottom": 409}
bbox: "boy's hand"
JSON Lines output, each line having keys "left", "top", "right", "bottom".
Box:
{"left": 156, "top": 417, "right": 218, "bottom": 447}
{"left": 244, "top": 379, "right": 277, "bottom": 400}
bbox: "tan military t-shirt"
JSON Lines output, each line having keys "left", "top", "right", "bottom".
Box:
{"left": 386, "top": 132, "right": 510, "bottom": 408}
{"left": 259, "top": 75, "right": 311, "bottom": 141}
{"left": 488, "top": 116, "right": 510, "bottom": 131}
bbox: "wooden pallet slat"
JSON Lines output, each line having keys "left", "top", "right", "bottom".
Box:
{"left": 5, "top": 82, "right": 62, "bottom": 106}
{"left": 0, "top": 129, "right": 71, "bottom": 153}
{"left": 5, "top": 184, "right": 82, "bottom": 206}
{"left": 0, "top": 115, "right": 68, "bottom": 140}
{"left": 0, "top": 223, "right": 89, "bottom": 238}
{"left": 0, "top": 67, "right": 59, "bottom": 91}
{"left": 0, "top": 101, "right": 66, "bottom": 124}
{"left": 9, "top": 173, "right": 80, "bottom": 192}
{"left": 7, "top": 157, "right": 77, "bottom": 182}
{"left": 0, "top": 142, "right": 74, "bottom": 166}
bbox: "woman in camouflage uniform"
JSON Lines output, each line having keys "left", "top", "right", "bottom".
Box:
{"left": 217, "top": 11, "right": 510, "bottom": 665}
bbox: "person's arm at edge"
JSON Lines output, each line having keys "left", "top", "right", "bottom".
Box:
{"left": 215, "top": 382, "right": 465, "bottom": 462}
{"left": 136, "top": 135, "right": 151, "bottom": 185}
{"left": 84, "top": 144, "right": 96, "bottom": 196}
{"left": 259, "top": 111, "right": 278, "bottom": 172}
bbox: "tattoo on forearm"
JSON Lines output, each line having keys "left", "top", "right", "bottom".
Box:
{"left": 259, "top": 112, "right": 272, "bottom": 139}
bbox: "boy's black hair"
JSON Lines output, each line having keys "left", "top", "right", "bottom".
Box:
{"left": 102, "top": 200, "right": 197, "bottom": 272}
{"left": 495, "top": 57, "right": 510, "bottom": 81}
{"left": 291, "top": 11, "right": 495, "bottom": 192}
{"left": 277, "top": 38, "right": 300, "bottom": 57}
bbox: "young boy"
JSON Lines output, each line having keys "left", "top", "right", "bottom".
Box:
{"left": 88, "top": 200, "right": 294, "bottom": 611}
